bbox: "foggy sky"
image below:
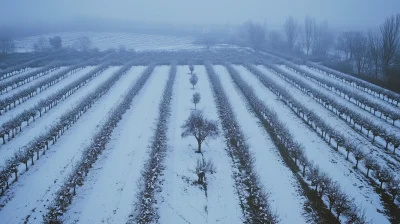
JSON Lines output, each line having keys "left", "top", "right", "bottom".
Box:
{"left": 1, "top": 0, "right": 399, "bottom": 28}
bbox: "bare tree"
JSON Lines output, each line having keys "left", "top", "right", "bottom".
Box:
{"left": 181, "top": 110, "right": 219, "bottom": 153}
{"left": 189, "top": 74, "right": 198, "bottom": 89}
{"left": 345, "top": 203, "right": 370, "bottom": 224}
{"left": 333, "top": 191, "right": 352, "bottom": 221}
{"left": 373, "top": 166, "right": 393, "bottom": 189}
{"left": 352, "top": 147, "right": 367, "bottom": 169}
{"left": 268, "top": 30, "right": 283, "bottom": 50}
{"left": 352, "top": 32, "right": 368, "bottom": 75}
{"left": 368, "top": 31, "right": 381, "bottom": 79}
{"left": 189, "top": 64, "right": 195, "bottom": 75}
{"left": 380, "top": 14, "right": 400, "bottom": 73}
{"left": 0, "top": 37, "right": 15, "bottom": 55}
{"left": 195, "top": 158, "right": 216, "bottom": 184}
{"left": 289, "top": 146, "right": 303, "bottom": 165}
{"left": 386, "top": 177, "right": 400, "bottom": 203}
{"left": 312, "top": 21, "right": 333, "bottom": 57}
{"left": 244, "top": 21, "right": 267, "bottom": 52}
{"left": 337, "top": 31, "right": 356, "bottom": 59}
{"left": 75, "top": 36, "right": 92, "bottom": 52}
{"left": 326, "top": 181, "right": 340, "bottom": 212}
{"left": 192, "top": 92, "right": 201, "bottom": 110}
{"left": 303, "top": 16, "right": 315, "bottom": 55}
{"left": 317, "top": 172, "right": 330, "bottom": 199}
{"left": 298, "top": 151, "right": 309, "bottom": 177}
{"left": 307, "top": 164, "right": 321, "bottom": 191}
{"left": 49, "top": 36, "right": 62, "bottom": 50}
{"left": 284, "top": 16, "right": 299, "bottom": 51}
{"left": 344, "top": 143, "right": 354, "bottom": 160}
{"left": 16, "top": 148, "right": 29, "bottom": 171}
{"left": 33, "top": 37, "right": 49, "bottom": 52}
{"left": 196, "top": 33, "right": 218, "bottom": 50}
{"left": 364, "top": 156, "right": 379, "bottom": 177}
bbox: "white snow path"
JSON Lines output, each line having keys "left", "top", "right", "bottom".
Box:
{"left": 256, "top": 65, "right": 400, "bottom": 178}
{"left": 300, "top": 65, "right": 399, "bottom": 113}
{"left": 0, "top": 66, "right": 96, "bottom": 127}
{"left": 236, "top": 65, "right": 389, "bottom": 224}
{"left": 0, "top": 67, "right": 118, "bottom": 169}
{"left": 0, "top": 66, "right": 144, "bottom": 224}
{"left": 0, "top": 67, "right": 68, "bottom": 101}
{"left": 215, "top": 65, "right": 308, "bottom": 224}
{"left": 158, "top": 66, "right": 242, "bottom": 224}
{"left": 62, "top": 66, "right": 168, "bottom": 224}
{"left": 280, "top": 66, "right": 400, "bottom": 137}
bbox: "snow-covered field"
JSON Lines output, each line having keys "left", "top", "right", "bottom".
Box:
{"left": 0, "top": 49, "right": 399, "bottom": 224}
{"left": 14, "top": 32, "right": 199, "bottom": 52}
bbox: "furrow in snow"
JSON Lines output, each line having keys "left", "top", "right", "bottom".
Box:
{"left": 301, "top": 65, "right": 399, "bottom": 113}
{"left": 0, "top": 66, "right": 143, "bottom": 224}
{"left": 236, "top": 65, "right": 389, "bottom": 224}
{"left": 0, "top": 67, "right": 68, "bottom": 101}
{"left": 280, "top": 66, "right": 400, "bottom": 137}
{"left": 158, "top": 66, "right": 242, "bottom": 224}
{"left": 215, "top": 65, "right": 308, "bottom": 224}
{"left": 0, "top": 66, "right": 96, "bottom": 127}
{"left": 256, "top": 65, "right": 400, "bottom": 177}
{"left": 62, "top": 66, "right": 168, "bottom": 224}
{"left": 0, "top": 67, "right": 119, "bottom": 168}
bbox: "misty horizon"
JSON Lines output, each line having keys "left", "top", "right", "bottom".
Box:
{"left": 1, "top": 0, "right": 399, "bottom": 30}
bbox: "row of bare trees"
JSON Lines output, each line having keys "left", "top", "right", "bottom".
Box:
{"left": 246, "top": 63, "right": 400, "bottom": 207}
{"left": 45, "top": 63, "right": 156, "bottom": 223}
{"left": 225, "top": 63, "right": 370, "bottom": 222}
{"left": 336, "top": 14, "right": 400, "bottom": 77}
{"left": 33, "top": 36, "right": 92, "bottom": 52}
{"left": 0, "top": 63, "right": 135, "bottom": 200}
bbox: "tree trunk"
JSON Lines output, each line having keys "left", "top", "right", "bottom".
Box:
{"left": 197, "top": 140, "right": 202, "bottom": 153}
{"left": 337, "top": 212, "right": 341, "bottom": 222}
{"left": 366, "top": 168, "right": 370, "bottom": 177}
{"left": 302, "top": 166, "right": 306, "bottom": 177}
{"left": 385, "top": 141, "right": 389, "bottom": 150}
{"left": 25, "top": 161, "right": 28, "bottom": 171}
{"left": 14, "top": 171, "right": 18, "bottom": 181}
{"left": 380, "top": 181, "right": 383, "bottom": 189}
{"left": 346, "top": 151, "right": 350, "bottom": 160}
{"left": 355, "top": 160, "right": 359, "bottom": 169}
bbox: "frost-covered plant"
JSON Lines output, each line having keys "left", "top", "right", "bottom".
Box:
{"left": 189, "top": 74, "right": 198, "bottom": 89}
{"left": 195, "top": 158, "right": 216, "bottom": 184}
{"left": 181, "top": 110, "right": 219, "bottom": 153}
{"left": 192, "top": 92, "right": 201, "bottom": 110}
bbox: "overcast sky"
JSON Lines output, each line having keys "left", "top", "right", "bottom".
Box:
{"left": 1, "top": 0, "right": 399, "bottom": 28}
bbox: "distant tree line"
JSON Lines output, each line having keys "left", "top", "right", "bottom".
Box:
{"left": 231, "top": 14, "right": 400, "bottom": 92}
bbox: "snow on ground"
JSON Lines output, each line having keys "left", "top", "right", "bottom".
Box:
{"left": 0, "top": 66, "right": 143, "bottom": 224}
{"left": 300, "top": 65, "right": 399, "bottom": 113}
{"left": 256, "top": 65, "right": 400, "bottom": 178}
{"left": 280, "top": 66, "right": 400, "bottom": 138}
{"left": 0, "top": 66, "right": 95, "bottom": 127}
{"left": 0, "top": 67, "right": 117, "bottom": 169}
{"left": 0, "top": 66, "right": 68, "bottom": 101}
{"left": 215, "top": 65, "right": 309, "bottom": 224}
{"left": 158, "top": 66, "right": 242, "bottom": 224}
{"left": 62, "top": 66, "right": 168, "bottom": 224}
{"left": 15, "top": 32, "right": 199, "bottom": 52}
{"left": 0, "top": 67, "right": 40, "bottom": 84}
{"left": 235, "top": 65, "right": 389, "bottom": 224}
